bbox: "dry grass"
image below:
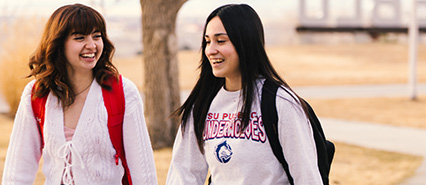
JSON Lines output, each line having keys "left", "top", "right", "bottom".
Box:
{"left": 153, "top": 148, "right": 173, "bottom": 185}
{"left": 0, "top": 17, "right": 43, "bottom": 117}
{"left": 330, "top": 142, "right": 422, "bottom": 185}
{"left": 308, "top": 95, "right": 426, "bottom": 129}
{"left": 116, "top": 43, "right": 426, "bottom": 91}
{"left": 0, "top": 116, "right": 12, "bottom": 181}
{"left": 269, "top": 44, "right": 426, "bottom": 86}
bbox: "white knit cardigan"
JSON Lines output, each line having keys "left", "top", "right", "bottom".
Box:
{"left": 2, "top": 77, "right": 158, "bottom": 185}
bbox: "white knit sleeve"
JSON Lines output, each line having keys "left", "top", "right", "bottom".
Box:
{"left": 121, "top": 77, "right": 158, "bottom": 185}
{"left": 166, "top": 113, "right": 209, "bottom": 185}
{"left": 276, "top": 88, "right": 323, "bottom": 184}
{"left": 2, "top": 80, "right": 42, "bottom": 185}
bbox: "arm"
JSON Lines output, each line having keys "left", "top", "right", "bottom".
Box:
{"left": 166, "top": 113, "right": 209, "bottom": 185}
{"left": 121, "top": 77, "right": 158, "bottom": 185}
{"left": 2, "top": 80, "right": 42, "bottom": 185}
{"left": 276, "top": 90, "right": 323, "bottom": 184}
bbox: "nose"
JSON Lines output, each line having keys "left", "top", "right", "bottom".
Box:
{"left": 85, "top": 38, "right": 96, "bottom": 49}
{"left": 205, "top": 43, "right": 218, "bottom": 56}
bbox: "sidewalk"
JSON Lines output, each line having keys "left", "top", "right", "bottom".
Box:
{"left": 293, "top": 83, "right": 426, "bottom": 99}
{"left": 293, "top": 83, "right": 426, "bottom": 185}
{"left": 320, "top": 118, "right": 426, "bottom": 185}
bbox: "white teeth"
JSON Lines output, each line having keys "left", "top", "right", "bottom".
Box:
{"left": 211, "top": 59, "right": 224, "bottom": 64}
{"left": 81, "top": 53, "right": 95, "bottom": 58}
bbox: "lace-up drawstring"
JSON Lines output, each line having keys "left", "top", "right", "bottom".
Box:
{"left": 58, "top": 141, "right": 86, "bottom": 185}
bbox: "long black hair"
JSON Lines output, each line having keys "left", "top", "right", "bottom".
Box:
{"left": 174, "top": 4, "right": 304, "bottom": 153}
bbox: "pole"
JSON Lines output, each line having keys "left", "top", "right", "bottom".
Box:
{"left": 408, "top": 0, "right": 418, "bottom": 100}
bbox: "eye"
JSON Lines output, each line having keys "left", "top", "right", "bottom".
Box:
{"left": 74, "top": 36, "right": 84, "bottom": 40}
{"left": 217, "top": 40, "right": 226, "bottom": 44}
{"left": 93, "top": 34, "right": 102, "bottom": 40}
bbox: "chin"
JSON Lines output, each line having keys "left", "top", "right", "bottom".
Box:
{"left": 213, "top": 74, "right": 225, "bottom": 79}
{"left": 212, "top": 71, "right": 225, "bottom": 78}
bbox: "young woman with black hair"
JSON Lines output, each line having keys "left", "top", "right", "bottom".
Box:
{"left": 166, "top": 4, "right": 322, "bottom": 185}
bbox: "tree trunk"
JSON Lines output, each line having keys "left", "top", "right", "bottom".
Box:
{"left": 140, "top": 0, "right": 187, "bottom": 149}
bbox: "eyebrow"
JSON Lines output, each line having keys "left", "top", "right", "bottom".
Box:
{"left": 204, "top": 33, "right": 228, "bottom": 38}
{"left": 71, "top": 30, "right": 101, "bottom": 35}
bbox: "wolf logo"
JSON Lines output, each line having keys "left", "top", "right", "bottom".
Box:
{"left": 215, "top": 140, "right": 233, "bottom": 163}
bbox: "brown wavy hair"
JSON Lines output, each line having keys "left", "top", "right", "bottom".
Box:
{"left": 28, "top": 3, "right": 118, "bottom": 107}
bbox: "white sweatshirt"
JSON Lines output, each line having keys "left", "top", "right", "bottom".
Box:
{"left": 166, "top": 78, "right": 322, "bottom": 185}
{"left": 2, "top": 77, "right": 158, "bottom": 185}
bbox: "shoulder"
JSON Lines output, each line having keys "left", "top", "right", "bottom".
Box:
{"left": 258, "top": 78, "right": 302, "bottom": 112}
{"left": 276, "top": 86, "right": 300, "bottom": 107}
{"left": 25, "top": 79, "right": 36, "bottom": 91}
{"left": 14, "top": 79, "right": 37, "bottom": 109}
{"left": 22, "top": 79, "right": 36, "bottom": 97}
{"left": 258, "top": 78, "right": 299, "bottom": 105}
{"left": 120, "top": 76, "right": 142, "bottom": 102}
{"left": 275, "top": 86, "right": 307, "bottom": 124}
{"left": 121, "top": 76, "right": 138, "bottom": 93}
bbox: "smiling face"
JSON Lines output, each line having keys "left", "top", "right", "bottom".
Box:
{"left": 64, "top": 29, "right": 104, "bottom": 75}
{"left": 205, "top": 16, "right": 241, "bottom": 90}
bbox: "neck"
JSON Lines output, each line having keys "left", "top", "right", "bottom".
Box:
{"left": 224, "top": 77, "right": 242, "bottom": 91}
{"left": 68, "top": 72, "right": 94, "bottom": 95}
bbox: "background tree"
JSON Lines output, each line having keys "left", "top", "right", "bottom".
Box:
{"left": 140, "top": 0, "right": 187, "bottom": 149}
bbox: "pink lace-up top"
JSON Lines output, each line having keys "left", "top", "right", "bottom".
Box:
{"left": 64, "top": 126, "right": 75, "bottom": 141}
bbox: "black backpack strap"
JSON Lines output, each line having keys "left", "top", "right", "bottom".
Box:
{"left": 302, "top": 100, "right": 334, "bottom": 185}
{"left": 261, "top": 79, "right": 295, "bottom": 185}
{"left": 262, "top": 79, "right": 334, "bottom": 185}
